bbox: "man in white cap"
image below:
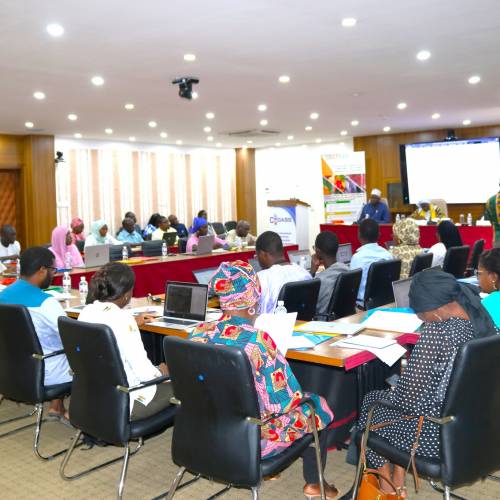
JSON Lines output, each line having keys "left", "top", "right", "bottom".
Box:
{"left": 484, "top": 181, "right": 500, "bottom": 243}
{"left": 357, "top": 188, "right": 390, "bottom": 223}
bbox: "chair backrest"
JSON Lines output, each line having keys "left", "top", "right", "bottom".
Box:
{"left": 277, "top": 279, "right": 321, "bottom": 321}
{"left": 75, "top": 239, "right": 85, "bottom": 253}
{"left": 364, "top": 259, "right": 402, "bottom": 310}
{"left": 430, "top": 198, "right": 448, "bottom": 217}
{"left": 164, "top": 336, "right": 261, "bottom": 488}
{"left": 442, "top": 245, "right": 470, "bottom": 278}
{"left": 141, "top": 239, "right": 163, "bottom": 257}
{"left": 224, "top": 220, "right": 237, "bottom": 232}
{"left": 178, "top": 237, "right": 188, "bottom": 253}
{"left": 58, "top": 316, "right": 131, "bottom": 446}
{"left": 326, "top": 269, "right": 362, "bottom": 320}
{"left": 211, "top": 222, "right": 226, "bottom": 236}
{"left": 409, "top": 252, "right": 433, "bottom": 277}
{"left": 109, "top": 244, "right": 131, "bottom": 261}
{"left": 0, "top": 304, "right": 45, "bottom": 403}
{"left": 469, "top": 239, "right": 485, "bottom": 271}
{"left": 441, "top": 335, "right": 500, "bottom": 487}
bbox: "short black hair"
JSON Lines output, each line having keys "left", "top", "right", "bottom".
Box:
{"left": 124, "top": 211, "right": 136, "bottom": 220}
{"left": 1, "top": 224, "right": 15, "bottom": 236}
{"left": 256, "top": 231, "right": 283, "bottom": 256}
{"left": 87, "top": 262, "right": 135, "bottom": 303}
{"left": 314, "top": 231, "right": 339, "bottom": 258}
{"left": 359, "top": 218, "right": 379, "bottom": 243}
{"left": 479, "top": 248, "right": 500, "bottom": 275}
{"left": 197, "top": 209, "right": 207, "bottom": 217}
{"left": 20, "top": 247, "right": 55, "bottom": 277}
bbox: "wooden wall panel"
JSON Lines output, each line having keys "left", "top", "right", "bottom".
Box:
{"left": 0, "top": 135, "right": 23, "bottom": 170}
{"left": 354, "top": 124, "right": 500, "bottom": 222}
{"left": 235, "top": 147, "right": 257, "bottom": 231}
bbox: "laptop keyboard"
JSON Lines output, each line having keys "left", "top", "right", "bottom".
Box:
{"left": 160, "top": 317, "right": 198, "bottom": 325}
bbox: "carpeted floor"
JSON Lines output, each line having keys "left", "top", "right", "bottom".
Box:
{"left": 0, "top": 400, "right": 498, "bottom": 499}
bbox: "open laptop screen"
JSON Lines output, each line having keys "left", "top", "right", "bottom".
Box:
{"left": 336, "top": 243, "right": 353, "bottom": 264}
{"left": 392, "top": 277, "right": 412, "bottom": 309}
{"left": 164, "top": 282, "right": 208, "bottom": 321}
{"left": 192, "top": 267, "right": 218, "bottom": 285}
{"left": 288, "top": 250, "right": 311, "bottom": 269}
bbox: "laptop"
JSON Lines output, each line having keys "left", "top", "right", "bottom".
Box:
{"left": 190, "top": 234, "right": 215, "bottom": 255}
{"left": 76, "top": 245, "right": 110, "bottom": 268}
{"left": 162, "top": 232, "right": 178, "bottom": 247}
{"left": 392, "top": 277, "right": 412, "bottom": 309}
{"left": 156, "top": 281, "right": 208, "bottom": 329}
{"left": 193, "top": 267, "right": 218, "bottom": 297}
{"left": 248, "top": 258, "right": 262, "bottom": 272}
{"left": 288, "top": 250, "right": 311, "bottom": 270}
{"left": 336, "top": 243, "right": 353, "bottom": 264}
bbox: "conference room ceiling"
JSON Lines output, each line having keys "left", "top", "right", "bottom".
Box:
{"left": 2, "top": 0, "right": 500, "bottom": 148}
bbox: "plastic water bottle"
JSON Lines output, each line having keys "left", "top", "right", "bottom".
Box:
{"left": 16, "top": 258, "right": 21, "bottom": 278}
{"left": 459, "top": 214, "right": 465, "bottom": 225}
{"left": 121, "top": 245, "right": 128, "bottom": 260}
{"left": 274, "top": 300, "right": 287, "bottom": 315}
{"left": 235, "top": 237, "right": 242, "bottom": 250}
{"left": 79, "top": 276, "right": 88, "bottom": 304}
{"left": 64, "top": 251, "right": 72, "bottom": 269}
{"left": 395, "top": 214, "right": 401, "bottom": 223}
{"left": 161, "top": 241, "right": 168, "bottom": 257}
{"left": 62, "top": 272, "right": 71, "bottom": 294}
{"left": 467, "top": 213, "right": 473, "bottom": 226}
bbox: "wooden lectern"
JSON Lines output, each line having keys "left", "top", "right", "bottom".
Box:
{"left": 267, "top": 199, "right": 310, "bottom": 250}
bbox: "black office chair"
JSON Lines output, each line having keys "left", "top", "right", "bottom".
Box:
{"left": 75, "top": 239, "right": 85, "bottom": 253}
{"left": 0, "top": 304, "right": 71, "bottom": 460}
{"left": 409, "top": 253, "right": 434, "bottom": 277}
{"left": 363, "top": 259, "right": 402, "bottom": 310}
{"left": 277, "top": 279, "right": 321, "bottom": 321}
{"left": 442, "top": 245, "right": 470, "bottom": 279}
{"left": 159, "top": 336, "right": 326, "bottom": 500}
{"left": 58, "top": 317, "right": 176, "bottom": 499}
{"left": 352, "top": 334, "right": 500, "bottom": 499}
{"left": 178, "top": 237, "right": 188, "bottom": 254}
{"left": 224, "top": 220, "right": 237, "bottom": 232}
{"left": 211, "top": 222, "right": 226, "bottom": 236}
{"left": 141, "top": 239, "right": 163, "bottom": 257}
{"left": 109, "top": 244, "right": 132, "bottom": 261}
{"left": 323, "top": 269, "right": 362, "bottom": 321}
{"left": 466, "top": 239, "right": 485, "bottom": 277}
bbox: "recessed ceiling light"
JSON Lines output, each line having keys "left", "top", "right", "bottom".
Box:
{"left": 416, "top": 50, "right": 431, "bottom": 61}
{"left": 129, "top": 136, "right": 136, "bottom": 142}
{"left": 315, "top": 138, "right": 322, "bottom": 144}
{"left": 183, "top": 53, "right": 196, "bottom": 62}
{"left": 25, "top": 121, "right": 34, "bottom": 129}
{"left": 74, "top": 133, "right": 82, "bottom": 139}
{"left": 206, "top": 112, "right": 215, "bottom": 120}
{"left": 67, "top": 113, "right": 78, "bottom": 121}
{"left": 105, "top": 128, "right": 113, "bottom": 134}
{"left": 468, "top": 75, "right": 481, "bottom": 85}
{"left": 305, "top": 125, "right": 312, "bottom": 131}
{"left": 247, "top": 140, "right": 253, "bottom": 144}
{"left": 191, "top": 91, "right": 199, "bottom": 99}
{"left": 216, "top": 142, "right": 222, "bottom": 148}
{"left": 351, "top": 120, "right": 359, "bottom": 126}
{"left": 278, "top": 75, "right": 290, "bottom": 84}
{"left": 260, "top": 119, "right": 268, "bottom": 126}
{"left": 207, "top": 136, "right": 214, "bottom": 142}
{"left": 203, "top": 126, "right": 212, "bottom": 133}
{"left": 287, "top": 135, "right": 294, "bottom": 140}
{"left": 176, "top": 140, "right": 183, "bottom": 145}
{"left": 91, "top": 75, "right": 104, "bottom": 86}
{"left": 46, "top": 23, "right": 64, "bottom": 37}
{"left": 340, "top": 142, "right": 345, "bottom": 146}
{"left": 124, "top": 103, "right": 135, "bottom": 110}
{"left": 310, "top": 112, "right": 319, "bottom": 120}
{"left": 431, "top": 113, "right": 441, "bottom": 120}
{"left": 341, "top": 17, "right": 357, "bottom": 27}
{"left": 258, "top": 104, "right": 267, "bottom": 112}
{"left": 160, "top": 132, "right": 168, "bottom": 138}
{"left": 383, "top": 126, "right": 391, "bottom": 132}
{"left": 340, "top": 130, "right": 348, "bottom": 136}
{"left": 148, "top": 121, "right": 157, "bottom": 128}
{"left": 275, "top": 142, "right": 281, "bottom": 147}
{"left": 397, "top": 102, "right": 407, "bottom": 110}
{"left": 462, "top": 119, "right": 472, "bottom": 126}
{"left": 33, "top": 91, "right": 45, "bottom": 100}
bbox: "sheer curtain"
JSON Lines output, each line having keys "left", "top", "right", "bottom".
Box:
{"left": 55, "top": 140, "right": 236, "bottom": 233}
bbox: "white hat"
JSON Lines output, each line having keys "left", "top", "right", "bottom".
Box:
{"left": 370, "top": 188, "right": 382, "bottom": 197}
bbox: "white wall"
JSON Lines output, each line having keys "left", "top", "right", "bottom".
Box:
{"left": 255, "top": 140, "right": 354, "bottom": 249}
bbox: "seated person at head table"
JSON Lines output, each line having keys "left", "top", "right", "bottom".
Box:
{"left": 256, "top": 231, "right": 311, "bottom": 314}
{"left": 49, "top": 226, "right": 84, "bottom": 269}
{"left": 389, "top": 218, "right": 423, "bottom": 279}
{"left": 84, "top": 220, "right": 120, "bottom": 248}
{"left": 357, "top": 188, "right": 390, "bottom": 224}
{"left": 191, "top": 209, "right": 216, "bottom": 236}
{"left": 70, "top": 217, "right": 85, "bottom": 245}
{"left": 142, "top": 213, "right": 162, "bottom": 240}
{"left": 428, "top": 220, "right": 463, "bottom": 268}
{"left": 484, "top": 183, "right": 500, "bottom": 243}
{"left": 186, "top": 217, "right": 226, "bottom": 253}
{"left": 410, "top": 199, "right": 444, "bottom": 222}
{"left": 151, "top": 216, "right": 178, "bottom": 243}
{"left": 189, "top": 260, "right": 337, "bottom": 499}
{"left": 0, "top": 224, "right": 21, "bottom": 261}
{"left": 310, "top": 231, "right": 349, "bottom": 320}
{"left": 168, "top": 214, "right": 189, "bottom": 239}
{"left": 350, "top": 219, "right": 393, "bottom": 303}
{"left": 0, "top": 247, "right": 72, "bottom": 421}
{"left": 356, "top": 269, "right": 497, "bottom": 496}
{"left": 477, "top": 248, "right": 500, "bottom": 328}
{"left": 78, "top": 263, "right": 170, "bottom": 418}
{"left": 225, "top": 219, "right": 256, "bottom": 247}
{"left": 117, "top": 217, "right": 144, "bottom": 244}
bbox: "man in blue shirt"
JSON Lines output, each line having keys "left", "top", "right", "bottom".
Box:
{"left": 350, "top": 219, "right": 393, "bottom": 303}
{"left": 168, "top": 214, "right": 189, "bottom": 239}
{"left": 117, "top": 217, "right": 144, "bottom": 244}
{"left": 358, "top": 188, "right": 390, "bottom": 223}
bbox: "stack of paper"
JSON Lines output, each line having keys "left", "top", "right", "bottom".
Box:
{"left": 46, "top": 290, "right": 74, "bottom": 301}
{"left": 362, "top": 311, "right": 422, "bottom": 333}
{"left": 254, "top": 312, "right": 298, "bottom": 355}
{"left": 295, "top": 321, "right": 364, "bottom": 336}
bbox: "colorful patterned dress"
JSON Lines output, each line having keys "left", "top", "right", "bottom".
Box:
{"left": 189, "top": 315, "right": 333, "bottom": 457}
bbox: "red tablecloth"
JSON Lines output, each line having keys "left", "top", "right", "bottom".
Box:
{"left": 320, "top": 223, "right": 493, "bottom": 252}
{"left": 54, "top": 246, "right": 298, "bottom": 297}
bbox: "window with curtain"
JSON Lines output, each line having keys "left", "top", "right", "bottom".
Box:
{"left": 55, "top": 140, "right": 237, "bottom": 234}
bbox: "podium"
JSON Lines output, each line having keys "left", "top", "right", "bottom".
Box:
{"left": 267, "top": 199, "right": 310, "bottom": 250}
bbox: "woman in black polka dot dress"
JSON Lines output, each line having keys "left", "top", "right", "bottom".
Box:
{"left": 357, "top": 270, "right": 497, "bottom": 496}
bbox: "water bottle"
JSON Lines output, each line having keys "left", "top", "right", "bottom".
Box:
{"left": 299, "top": 255, "right": 307, "bottom": 269}
{"left": 459, "top": 214, "right": 465, "bottom": 225}
{"left": 401, "top": 214, "right": 406, "bottom": 220}
{"left": 274, "top": 300, "right": 287, "bottom": 315}
{"left": 395, "top": 214, "right": 401, "bottom": 223}
{"left": 79, "top": 276, "right": 88, "bottom": 304}
{"left": 235, "top": 237, "right": 242, "bottom": 250}
{"left": 16, "top": 258, "right": 21, "bottom": 278}
{"left": 161, "top": 241, "right": 168, "bottom": 257}
{"left": 121, "top": 245, "right": 128, "bottom": 260}
{"left": 467, "top": 213, "right": 473, "bottom": 226}
{"left": 62, "top": 272, "right": 71, "bottom": 294}
{"left": 64, "top": 251, "right": 72, "bottom": 269}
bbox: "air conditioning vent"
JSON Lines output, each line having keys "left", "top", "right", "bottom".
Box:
{"left": 224, "top": 128, "right": 280, "bottom": 138}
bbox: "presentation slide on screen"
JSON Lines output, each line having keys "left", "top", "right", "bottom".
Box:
{"left": 404, "top": 138, "right": 500, "bottom": 204}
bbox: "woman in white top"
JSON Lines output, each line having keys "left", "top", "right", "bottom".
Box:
{"left": 84, "top": 220, "right": 120, "bottom": 249}
{"left": 429, "top": 220, "right": 464, "bottom": 267}
{"left": 78, "top": 262, "right": 171, "bottom": 419}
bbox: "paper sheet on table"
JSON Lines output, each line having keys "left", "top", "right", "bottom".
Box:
{"left": 286, "top": 335, "right": 315, "bottom": 350}
{"left": 128, "top": 306, "right": 163, "bottom": 316}
{"left": 254, "top": 312, "right": 298, "bottom": 356}
{"left": 362, "top": 311, "right": 423, "bottom": 333}
{"left": 295, "top": 321, "right": 364, "bottom": 336}
{"left": 334, "top": 334, "right": 396, "bottom": 349}
{"left": 333, "top": 337, "right": 406, "bottom": 366}
{"left": 46, "top": 290, "right": 74, "bottom": 301}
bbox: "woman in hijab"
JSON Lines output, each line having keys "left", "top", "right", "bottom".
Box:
{"left": 429, "top": 220, "right": 463, "bottom": 267}
{"left": 70, "top": 217, "right": 85, "bottom": 244}
{"left": 189, "top": 261, "right": 337, "bottom": 499}
{"left": 49, "top": 226, "right": 84, "bottom": 268}
{"left": 84, "top": 220, "right": 120, "bottom": 248}
{"left": 410, "top": 199, "right": 444, "bottom": 221}
{"left": 357, "top": 269, "right": 497, "bottom": 497}
{"left": 186, "top": 217, "right": 225, "bottom": 253}
{"left": 390, "top": 218, "right": 423, "bottom": 278}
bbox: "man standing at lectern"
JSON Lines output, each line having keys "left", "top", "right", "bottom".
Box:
{"left": 357, "top": 188, "right": 390, "bottom": 224}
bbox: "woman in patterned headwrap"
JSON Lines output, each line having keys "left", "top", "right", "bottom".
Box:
{"left": 390, "top": 218, "right": 423, "bottom": 278}
{"left": 70, "top": 217, "right": 85, "bottom": 245}
{"left": 189, "top": 260, "right": 338, "bottom": 499}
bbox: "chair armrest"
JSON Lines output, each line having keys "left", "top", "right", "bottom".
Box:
{"left": 116, "top": 375, "right": 170, "bottom": 393}
{"left": 247, "top": 396, "right": 316, "bottom": 426}
{"left": 32, "top": 349, "right": 65, "bottom": 361}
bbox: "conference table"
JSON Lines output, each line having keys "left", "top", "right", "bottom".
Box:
{"left": 320, "top": 223, "right": 494, "bottom": 252}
